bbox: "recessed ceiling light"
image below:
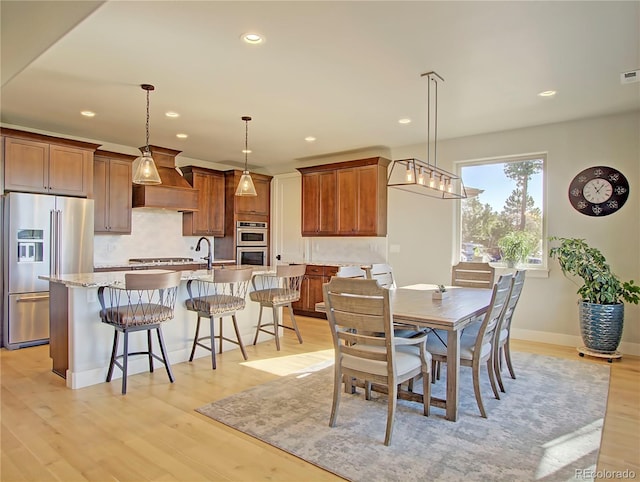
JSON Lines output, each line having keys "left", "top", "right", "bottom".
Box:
{"left": 398, "top": 118, "right": 411, "bottom": 124}
{"left": 538, "top": 90, "right": 557, "bottom": 97}
{"left": 80, "top": 110, "right": 95, "bottom": 117}
{"left": 305, "top": 136, "right": 316, "bottom": 142}
{"left": 242, "top": 32, "right": 265, "bottom": 44}
{"left": 242, "top": 149, "right": 252, "bottom": 154}
{"left": 165, "top": 111, "right": 180, "bottom": 118}
{"left": 176, "top": 133, "right": 188, "bottom": 139}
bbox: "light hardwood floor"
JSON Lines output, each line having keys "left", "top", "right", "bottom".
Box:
{"left": 1, "top": 315, "right": 638, "bottom": 481}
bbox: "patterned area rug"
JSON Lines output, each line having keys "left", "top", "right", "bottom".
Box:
{"left": 197, "top": 353, "right": 609, "bottom": 482}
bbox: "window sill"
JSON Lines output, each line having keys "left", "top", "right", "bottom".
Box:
{"left": 491, "top": 264, "right": 549, "bottom": 279}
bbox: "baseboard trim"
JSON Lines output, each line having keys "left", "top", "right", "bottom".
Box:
{"left": 511, "top": 328, "right": 640, "bottom": 357}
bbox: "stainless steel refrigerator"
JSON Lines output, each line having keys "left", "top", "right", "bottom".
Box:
{"left": 2, "top": 192, "right": 94, "bottom": 349}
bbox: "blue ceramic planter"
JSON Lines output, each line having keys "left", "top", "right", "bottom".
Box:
{"left": 578, "top": 301, "right": 624, "bottom": 353}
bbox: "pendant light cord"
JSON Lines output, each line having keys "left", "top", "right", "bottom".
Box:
{"left": 245, "top": 119, "right": 249, "bottom": 170}
{"left": 146, "top": 88, "right": 151, "bottom": 150}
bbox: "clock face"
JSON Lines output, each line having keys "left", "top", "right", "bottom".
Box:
{"left": 569, "top": 166, "right": 629, "bottom": 216}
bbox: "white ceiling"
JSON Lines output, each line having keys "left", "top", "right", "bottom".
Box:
{"left": 1, "top": 1, "right": 639, "bottom": 172}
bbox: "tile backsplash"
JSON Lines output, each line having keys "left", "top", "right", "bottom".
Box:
{"left": 306, "top": 237, "right": 387, "bottom": 265}
{"left": 94, "top": 209, "right": 206, "bottom": 264}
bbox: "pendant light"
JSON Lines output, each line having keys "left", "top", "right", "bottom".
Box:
{"left": 132, "top": 84, "right": 161, "bottom": 185}
{"left": 387, "top": 72, "right": 466, "bottom": 199}
{"left": 235, "top": 115, "right": 257, "bottom": 196}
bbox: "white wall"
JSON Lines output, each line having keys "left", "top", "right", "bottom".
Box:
{"left": 388, "top": 111, "right": 640, "bottom": 353}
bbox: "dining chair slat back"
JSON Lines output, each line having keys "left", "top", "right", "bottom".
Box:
{"left": 494, "top": 269, "right": 526, "bottom": 391}
{"left": 451, "top": 262, "right": 495, "bottom": 288}
{"left": 323, "top": 277, "right": 431, "bottom": 445}
{"left": 362, "top": 263, "right": 396, "bottom": 289}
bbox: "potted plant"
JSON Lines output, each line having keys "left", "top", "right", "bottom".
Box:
{"left": 498, "top": 231, "right": 537, "bottom": 267}
{"left": 549, "top": 237, "right": 640, "bottom": 358}
{"left": 432, "top": 284, "right": 448, "bottom": 300}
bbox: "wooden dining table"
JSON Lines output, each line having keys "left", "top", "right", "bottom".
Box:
{"left": 316, "top": 283, "right": 493, "bottom": 422}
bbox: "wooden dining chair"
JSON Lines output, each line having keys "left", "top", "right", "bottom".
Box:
{"left": 493, "top": 270, "right": 526, "bottom": 391}
{"left": 426, "top": 274, "right": 513, "bottom": 418}
{"left": 98, "top": 270, "right": 181, "bottom": 394}
{"left": 185, "top": 267, "right": 253, "bottom": 369}
{"left": 362, "top": 263, "right": 396, "bottom": 289}
{"left": 451, "top": 262, "right": 495, "bottom": 288}
{"left": 335, "top": 265, "right": 366, "bottom": 279}
{"left": 323, "top": 277, "right": 431, "bottom": 446}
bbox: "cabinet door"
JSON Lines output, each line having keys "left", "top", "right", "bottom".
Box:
{"left": 192, "top": 171, "right": 213, "bottom": 235}
{"left": 291, "top": 275, "right": 310, "bottom": 312}
{"left": 337, "top": 168, "right": 358, "bottom": 235}
{"left": 93, "top": 157, "right": 109, "bottom": 232}
{"left": 355, "top": 164, "right": 380, "bottom": 235}
{"left": 208, "top": 173, "right": 225, "bottom": 236}
{"left": 106, "top": 159, "right": 132, "bottom": 233}
{"left": 235, "top": 176, "right": 270, "bottom": 216}
{"left": 337, "top": 165, "right": 380, "bottom": 236}
{"left": 49, "top": 145, "right": 92, "bottom": 196}
{"left": 4, "top": 137, "right": 49, "bottom": 193}
{"left": 301, "top": 171, "right": 337, "bottom": 235}
{"left": 306, "top": 275, "right": 325, "bottom": 312}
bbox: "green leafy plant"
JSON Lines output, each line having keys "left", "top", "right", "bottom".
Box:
{"left": 498, "top": 231, "right": 537, "bottom": 266}
{"left": 436, "top": 284, "right": 447, "bottom": 293}
{"left": 549, "top": 237, "right": 640, "bottom": 305}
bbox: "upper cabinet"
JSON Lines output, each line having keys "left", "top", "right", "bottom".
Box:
{"left": 298, "top": 157, "right": 390, "bottom": 237}
{"left": 232, "top": 172, "right": 271, "bottom": 218}
{"left": 181, "top": 166, "right": 225, "bottom": 237}
{"left": 2, "top": 128, "right": 99, "bottom": 197}
{"left": 300, "top": 170, "right": 337, "bottom": 235}
{"left": 93, "top": 150, "right": 134, "bottom": 234}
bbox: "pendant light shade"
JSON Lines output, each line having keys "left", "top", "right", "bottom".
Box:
{"left": 387, "top": 72, "right": 466, "bottom": 199}
{"left": 235, "top": 115, "right": 257, "bottom": 196}
{"left": 133, "top": 84, "right": 161, "bottom": 185}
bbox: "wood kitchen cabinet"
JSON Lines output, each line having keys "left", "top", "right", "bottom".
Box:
{"left": 233, "top": 172, "right": 271, "bottom": 217}
{"left": 93, "top": 150, "right": 134, "bottom": 234}
{"left": 2, "top": 128, "right": 98, "bottom": 197}
{"left": 300, "top": 170, "right": 337, "bottom": 235}
{"left": 181, "top": 166, "right": 225, "bottom": 236}
{"left": 214, "top": 170, "right": 273, "bottom": 262}
{"left": 298, "top": 157, "right": 390, "bottom": 236}
{"left": 292, "top": 265, "right": 339, "bottom": 318}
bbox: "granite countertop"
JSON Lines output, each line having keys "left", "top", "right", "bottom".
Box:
{"left": 41, "top": 265, "right": 277, "bottom": 288}
{"left": 94, "top": 259, "right": 236, "bottom": 269}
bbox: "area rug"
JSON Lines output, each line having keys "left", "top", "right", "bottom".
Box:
{"left": 197, "top": 353, "right": 609, "bottom": 482}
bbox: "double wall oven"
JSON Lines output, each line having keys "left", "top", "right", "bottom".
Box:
{"left": 236, "top": 221, "right": 268, "bottom": 266}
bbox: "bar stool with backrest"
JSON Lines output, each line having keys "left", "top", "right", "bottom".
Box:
{"left": 185, "top": 267, "right": 253, "bottom": 369}
{"left": 251, "top": 264, "right": 306, "bottom": 350}
{"left": 98, "top": 270, "right": 181, "bottom": 394}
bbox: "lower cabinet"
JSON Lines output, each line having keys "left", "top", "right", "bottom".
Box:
{"left": 292, "top": 265, "right": 339, "bottom": 318}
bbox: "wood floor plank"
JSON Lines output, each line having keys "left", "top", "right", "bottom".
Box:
{"left": 1, "top": 316, "right": 637, "bottom": 481}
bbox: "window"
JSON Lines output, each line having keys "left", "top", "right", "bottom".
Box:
{"left": 458, "top": 154, "right": 546, "bottom": 269}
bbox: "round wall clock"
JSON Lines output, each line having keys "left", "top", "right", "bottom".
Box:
{"left": 568, "top": 166, "right": 629, "bottom": 216}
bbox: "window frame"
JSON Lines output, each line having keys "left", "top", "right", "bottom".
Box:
{"left": 454, "top": 152, "right": 549, "bottom": 273}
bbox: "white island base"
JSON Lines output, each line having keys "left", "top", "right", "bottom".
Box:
{"left": 46, "top": 269, "right": 281, "bottom": 389}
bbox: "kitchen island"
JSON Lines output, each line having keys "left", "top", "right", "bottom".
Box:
{"left": 42, "top": 266, "right": 276, "bottom": 389}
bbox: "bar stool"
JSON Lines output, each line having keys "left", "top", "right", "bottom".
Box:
{"left": 250, "top": 264, "right": 306, "bottom": 350}
{"left": 98, "top": 270, "right": 181, "bottom": 394}
{"left": 185, "top": 267, "right": 253, "bottom": 369}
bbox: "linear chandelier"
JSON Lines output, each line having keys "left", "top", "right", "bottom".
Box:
{"left": 387, "top": 72, "right": 466, "bottom": 199}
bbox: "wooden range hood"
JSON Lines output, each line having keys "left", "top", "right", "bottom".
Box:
{"left": 132, "top": 145, "right": 199, "bottom": 211}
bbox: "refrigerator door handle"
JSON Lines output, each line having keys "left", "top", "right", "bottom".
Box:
{"left": 55, "top": 210, "right": 62, "bottom": 276}
{"left": 16, "top": 294, "right": 50, "bottom": 302}
{"left": 50, "top": 209, "right": 56, "bottom": 275}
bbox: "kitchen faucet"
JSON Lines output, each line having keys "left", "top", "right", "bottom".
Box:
{"left": 195, "top": 237, "right": 212, "bottom": 270}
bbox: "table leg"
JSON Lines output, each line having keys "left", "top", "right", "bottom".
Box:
{"left": 445, "top": 329, "right": 461, "bottom": 421}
